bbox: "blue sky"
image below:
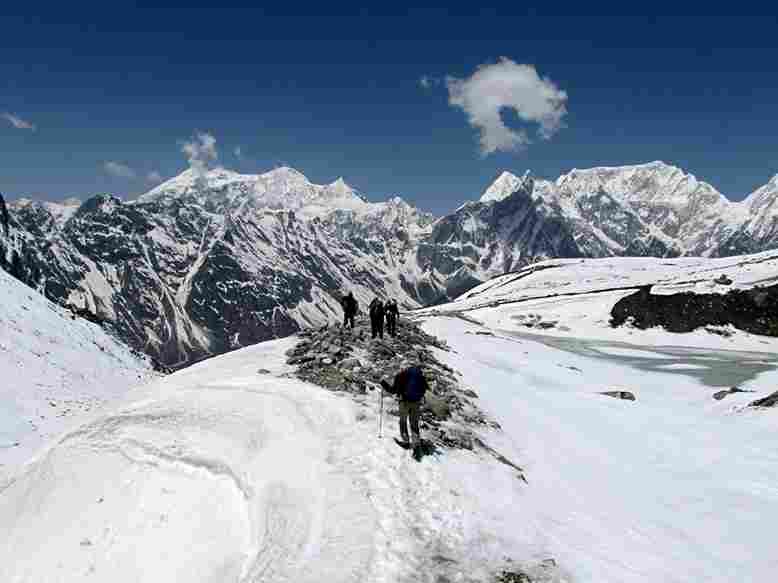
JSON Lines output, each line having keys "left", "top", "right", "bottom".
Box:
{"left": 2, "top": 3, "right": 778, "bottom": 215}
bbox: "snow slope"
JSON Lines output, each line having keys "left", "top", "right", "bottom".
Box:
{"left": 0, "top": 267, "right": 155, "bottom": 473}
{"left": 420, "top": 315, "right": 778, "bottom": 582}
{"left": 419, "top": 250, "right": 778, "bottom": 351}
{"left": 4, "top": 249, "right": 778, "bottom": 581}
{"left": 410, "top": 250, "right": 778, "bottom": 580}
{"left": 0, "top": 334, "right": 554, "bottom": 583}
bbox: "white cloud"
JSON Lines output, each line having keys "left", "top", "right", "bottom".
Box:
{"left": 181, "top": 132, "right": 218, "bottom": 185}
{"left": 146, "top": 171, "right": 163, "bottom": 183}
{"left": 445, "top": 57, "right": 568, "bottom": 155}
{"left": 2, "top": 112, "right": 36, "bottom": 131}
{"left": 103, "top": 161, "right": 137, "bottom": 179}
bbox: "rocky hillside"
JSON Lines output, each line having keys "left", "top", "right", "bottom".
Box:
{"left": 3, "top": 161, "right": 778, "bottom": 367}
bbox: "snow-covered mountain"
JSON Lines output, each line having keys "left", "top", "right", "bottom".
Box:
{"left": 3, "top": 162, "right": 778, "bottom": 367}
{"left": 2, "top": 169, "right": 438, "bottom": 367}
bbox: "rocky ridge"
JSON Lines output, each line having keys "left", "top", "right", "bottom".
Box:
{"left": 284, "top": 316, "right": 526, "bottom": 477}
{"left": 278, "top": 315, "right": 574, "bottom": 582}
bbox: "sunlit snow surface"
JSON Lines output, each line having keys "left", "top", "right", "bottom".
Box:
{"left": 421, "top": 316, "right": 778, "bottom": 582}
{"left": 413, "top": 251, "right": 778, "bottom": 581}
{"left": 0, "top": 336, "right": 539, "bottom": 583}
{"left": 0, "top": 268, "right": 154, "bottom": 472}
{"left": 3, "top": 252, "right": 778, "bottom": 581}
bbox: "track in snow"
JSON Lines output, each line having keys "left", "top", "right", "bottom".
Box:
{"left": 0, "top": 340, "right": 376, "bottom": 583}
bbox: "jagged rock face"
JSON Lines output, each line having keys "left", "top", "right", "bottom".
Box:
{"left": 610, "top": 284, "right": 778, "bottom": 336}
{"left": 742, "top": 175, "right": 778, "bottom": 247}
{"left": 558, "top": 162, "right": 732, "bottom": 245}
{"left": 421, "top": 186, "right": 583, "bottom": 299}
{"left": 5, "top": 161, "right": 778, "bottom": 367}
{"left": 5, "top": 170, "right": 440, "bottom": 367}
{"left": 0, "top": 192, "right": 10, "bottom": 236}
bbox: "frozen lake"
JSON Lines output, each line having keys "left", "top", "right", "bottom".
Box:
{"left": 504, "top": 331, "right": 778, "bottom": 388}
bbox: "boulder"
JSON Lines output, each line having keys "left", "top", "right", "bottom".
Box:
{"left": 714, "top": 274, "right": 733, "bottom": 285}
{"left": 712, "top": 386, "right": 752, "bottom": 401}
{"left": 496, "top": 571, "right": 532, "bottom": 583}
{"left": 599, "top": 390, "right": 636, "bottom": 401}
{"left": 339, "top": 357, "right": 362, "bottom": 369}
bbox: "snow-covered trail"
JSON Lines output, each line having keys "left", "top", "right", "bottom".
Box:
{"left": 0, "top": 338, "right": 379, "bottom": 582}
{"left": 0, "top": 333, "right": 535, "bottom": 583}
{"left": 423, "top": 316, "right": 778, "bottom": 583}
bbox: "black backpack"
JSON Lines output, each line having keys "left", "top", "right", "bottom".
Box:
{"left": 403, "top": 366, "right": 427, "bottom": 402}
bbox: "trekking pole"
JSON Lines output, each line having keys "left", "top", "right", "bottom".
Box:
{"left": 378, "top": 385, "right": 384, "bottom": 438}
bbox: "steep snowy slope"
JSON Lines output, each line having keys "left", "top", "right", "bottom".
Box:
{"left": 0, "top": 266, "right": 154, "bottom": 473}
{"left": 555, "top": 161, "right": 742, "bottom": 254}
{"left": 741, "top": 174, "right": 778, "bottom": 246}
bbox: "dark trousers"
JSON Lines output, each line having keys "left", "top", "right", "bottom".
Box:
{"left": 343, "top": 313, "right": 355, "bottom": 328}
{"left": 399, "top": 401, "right": 421, "bottom": 446}
{"left": 371, "top": 316, "right": 384, "bottom": 338}
{"left": 386, "top": 315, "right": 396, "bottom": 336}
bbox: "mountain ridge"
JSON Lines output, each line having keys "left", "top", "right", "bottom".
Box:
{"left": 2, "top": 160, "right": 778, "bottom": 367}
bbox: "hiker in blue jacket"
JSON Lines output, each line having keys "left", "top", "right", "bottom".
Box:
{"left": 381, "top": 358, "right": 429, "bottom": 459}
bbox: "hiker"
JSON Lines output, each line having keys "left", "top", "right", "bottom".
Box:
{"left": 381, "top": 357, "right": 429, "bottom": 460}
{"left": 384, "top": 299, "right": 399, "bottom": 337}
{"left": 341, "top": 292, "right": 358, "bottom": 329}
{"left": 369, "top": 298, "right": 385, "bottom": 339}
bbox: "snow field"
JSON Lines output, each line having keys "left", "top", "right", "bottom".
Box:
{"left": 422, "top": 252, "right": 778, "bottom": 352}
{"left": 422, "top": 316, "right": 778, "bottom": 582}
{"left": 0, "top": 268, "right": 154, "bottom": 473}
{"left": 1, "top": 333, "right": 544, "bottom": 582}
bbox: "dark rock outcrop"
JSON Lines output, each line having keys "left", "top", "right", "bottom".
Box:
{"left": 285, "top": 316, "right": 525, "bottom": 480}
{"left": 610, "top": 284, "right": 778, "bottom": 336}
{"left": 749, "top": 390, "right": 778, "bottom": 408}
{"left": 599, "top": 390, "right": 636, "bottom": 401}
{"left": 713, "top": 387, "right": 753, "bottom": 401}
{"left": 714, "top": 274, "right": 733, "bottom": 285}
{"left": 0, "top": 192, "right": 9, "bottom": 235}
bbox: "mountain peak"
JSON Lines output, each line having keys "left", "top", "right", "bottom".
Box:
{"left": 135, "top": 165, "right": 372, "bottom": 215}
{"left": 263, "top": 166, "right": 310, "bottom": 182}
{"left": 480, "top": 170, "right": 533, "bottom": 203}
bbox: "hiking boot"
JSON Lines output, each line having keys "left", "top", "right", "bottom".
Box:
{"left": 412, "top": 444, "right": 423, "bottom": 461}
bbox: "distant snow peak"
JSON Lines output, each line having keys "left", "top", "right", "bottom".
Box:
{"left": 265, "top": 165, "right": 309, "bottom": 183}
{"left": 136, "top": 165, "right": 370, "bottom": 215}
{"left": 480, "top": 169, "right": 533, "bottom": 203}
